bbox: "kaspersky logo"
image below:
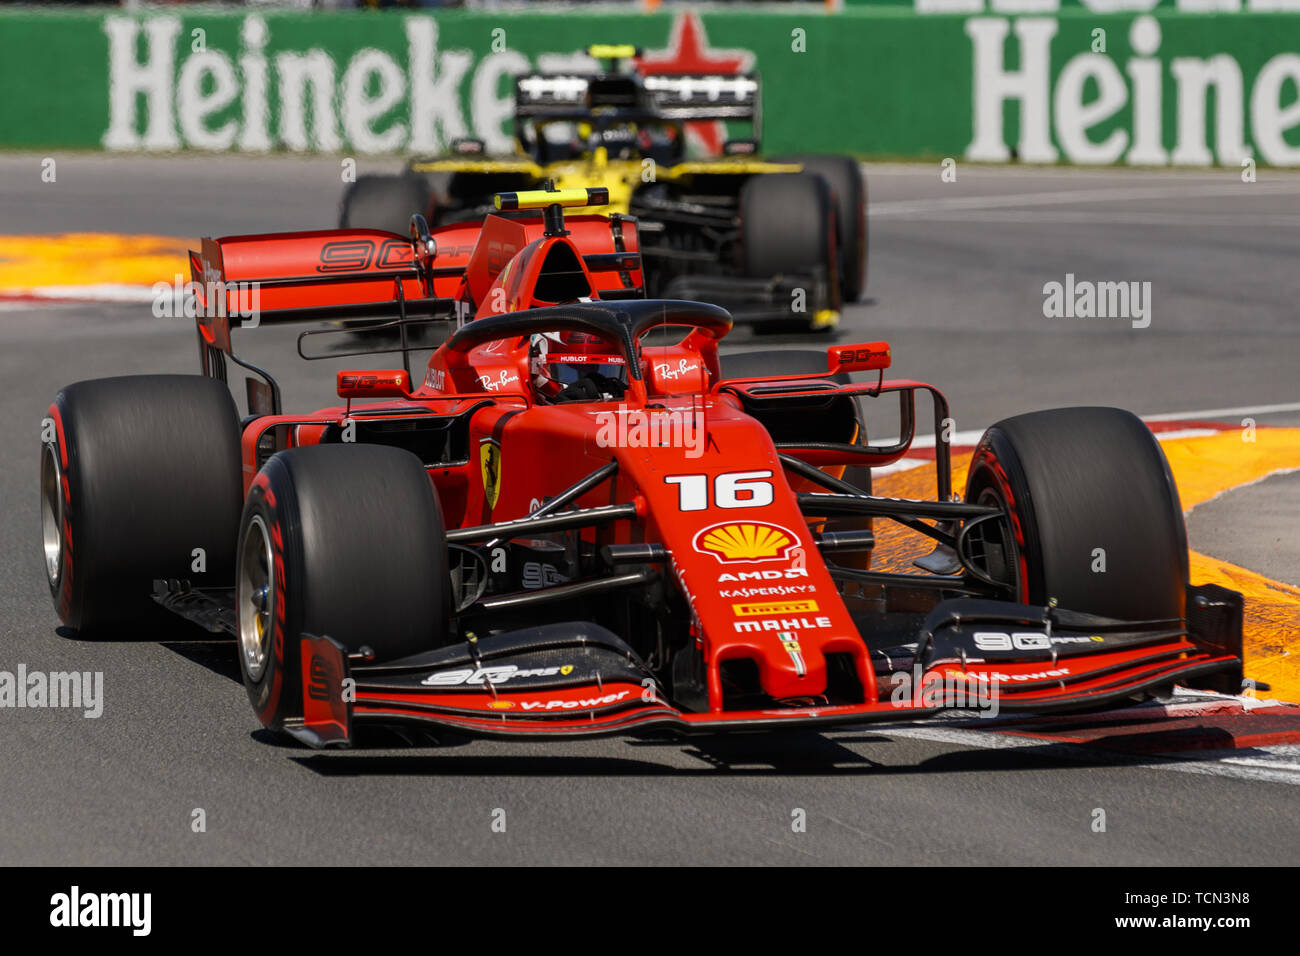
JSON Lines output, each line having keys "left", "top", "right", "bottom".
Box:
{"left": 693, "top": 521, "right": 799, "bottom": 563}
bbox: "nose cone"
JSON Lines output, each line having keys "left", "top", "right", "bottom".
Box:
{"left": 609, "top": 410, "right": 864, "bottom": 709}
{"left": 722, "top": 598, "right": 838, "bottom": 700}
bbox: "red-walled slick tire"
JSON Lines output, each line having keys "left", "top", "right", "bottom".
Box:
{"left": 237, "top": 444, "right": 451, "bottom": 733}
{"left": 42, "top": 375, "right": 242, "bottom": 636}
{"left": 964, "top": 406, "right": 1188, "bottom": 622}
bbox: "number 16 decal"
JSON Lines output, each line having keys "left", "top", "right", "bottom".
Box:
{"left": 665, "top": 471, "right": 774, "bottom": 512}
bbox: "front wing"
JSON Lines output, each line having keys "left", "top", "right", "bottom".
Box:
{"left": 288, "top": 594, "right": 1242, "bottom": 748}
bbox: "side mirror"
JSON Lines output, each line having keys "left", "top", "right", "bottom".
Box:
{"left": 336, "top": 369, "right": 412, "bottom": 400}
{"left": 827, "top": 342, "right": 891, "bottom": 375}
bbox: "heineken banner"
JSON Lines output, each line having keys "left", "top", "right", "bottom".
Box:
{"left": 1, "top": 7, "right": 1298, "bottom": 165}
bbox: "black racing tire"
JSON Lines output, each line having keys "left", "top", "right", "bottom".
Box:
{"left": 739, "top": 173, "right": 838, "bottom": 334}
{"left": 338, "top": 173, "right": 431, "bottom": 330}
{"left": 964, "top": 406, "right": 1188, "bottom": 622}
{"left": 739, "top": 172, "right": 835, "bottom": 279}
{"left": 236, "top": 444, "right": 451, "bottom": 732}
{"left": 775, "top": 155, "right": 868, "bottom": 303}
{"left": 339, "top": 172, "right": 431, "bottom": 234}
{"left": 42, "top": 375, "right": 242, "bottom": 636}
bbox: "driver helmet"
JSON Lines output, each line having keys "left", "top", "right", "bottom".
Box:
{"left": 529, "top": 331, "right": 628, "bottom": 401}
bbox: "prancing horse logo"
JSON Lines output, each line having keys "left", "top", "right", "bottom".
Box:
{"left": 479, "top": 438, "right": 502, "bottom": 511}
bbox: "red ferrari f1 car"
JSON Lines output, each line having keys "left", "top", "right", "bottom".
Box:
{"left": 40, "top": 188, "right": 1243, "bottom": 746}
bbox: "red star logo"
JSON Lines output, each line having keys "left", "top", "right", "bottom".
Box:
{"left": 637, "top": 13, "right": 755, "bottom": 157}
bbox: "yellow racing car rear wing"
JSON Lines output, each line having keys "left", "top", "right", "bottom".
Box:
{"left": 513, "top": 70, "right": 762, "bottom": 132}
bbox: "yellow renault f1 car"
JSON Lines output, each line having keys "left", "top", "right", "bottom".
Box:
{"left": 340, "top": 46, "right": 866, "bottom": 333}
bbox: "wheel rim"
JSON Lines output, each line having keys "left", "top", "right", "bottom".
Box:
{"left": 971, "top": 484, "right": 1023, "bottom": 600}
{"left": 238, "top": 515, "right": 275, "bottom": 681}
{"left": 40, "top": 443, "right": 63, "bottom": 588}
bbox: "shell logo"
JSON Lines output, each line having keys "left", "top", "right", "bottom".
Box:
{"left": 487, "top": 700, "right": 515, "bottom": 710}
{"left": 693, "top": 521, "right": 798, "bottom": 563}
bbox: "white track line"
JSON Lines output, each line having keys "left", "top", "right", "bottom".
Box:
{"left": 872, "top": 457, "right": 934, "bottom": 476}
{"left": 881, "top": 405, "right": 1298, "bottom": 452}
{"left": 1149, "top": 427, "right": 1219, "bottom": 441}
{"left": 858, "top": 162, "right": 1300, "bottom": 181}
{"left": 867, "top": 693, "right": 1300, "bottom": 784}
{"left": 0, "top": 284, "right": 156, "bottom": 303}
{"left": 873, "top": 723, "right": 1300, "bottom": 786}
{"left": 1142, "top": 402, "right": 1300, "bottom": 422}
{"left": 871, "top": 182, "right": 1300, "bottom": 217}
{"left": 878, "top": 425, "right": 1219, "bottom": 451}
{"left": 875, "top": 210, "right": 1300, "bottom": 227}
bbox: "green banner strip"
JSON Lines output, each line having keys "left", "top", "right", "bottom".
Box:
{"left": 1, "top": 9, "right": 1297, "bottom": 165}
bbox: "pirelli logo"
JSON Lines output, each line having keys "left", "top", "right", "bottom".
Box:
{"left": 732, "top": 600, "right": 820, "bottom": 617}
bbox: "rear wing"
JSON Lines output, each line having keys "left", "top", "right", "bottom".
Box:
{"left": 514, "top": 72, "right": 761, "bottom": 133}
{"left": 188, "top": 228, "right": 470, "bottom": 329}
{"left": 641, "top": 74, "right": 760, "bottom": 122}
{"left": 188, "top": 225, "right": 475, "bottom": 415}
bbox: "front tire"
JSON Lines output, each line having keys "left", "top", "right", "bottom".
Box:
{"left": 42, "top": 375, "right": 242, "bottom": 635}
{"left": 237, "top": 444, "right": 451, "bottom": 732}
{"left": 965, "top": 406, "right": 1188, "bottom": 621}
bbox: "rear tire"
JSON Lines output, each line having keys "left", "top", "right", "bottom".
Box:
{"left": 42, "top": 375, "right": 242, "bottom": 635}
{"left": 775, "top": 155, "right": 868, "bottom": 302}
{"left": 739, "top": 173, "right": 838, "bottom": 334}
{"left": 237, "top": 444, "right": 451, "bottom": 732}
{"left": 339, "top": 172, "right": 430, "bottom": 234}
{"left": 964, "top": 406, "right": 1188, "bottom": 621}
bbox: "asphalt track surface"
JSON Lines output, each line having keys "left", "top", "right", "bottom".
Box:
{"left": 1, "top": 156, "right": 1297, "bottom": 865}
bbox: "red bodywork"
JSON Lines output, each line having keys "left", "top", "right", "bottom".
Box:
{"left": 190, "top": 208, "right": 1240, "bottom": 746}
